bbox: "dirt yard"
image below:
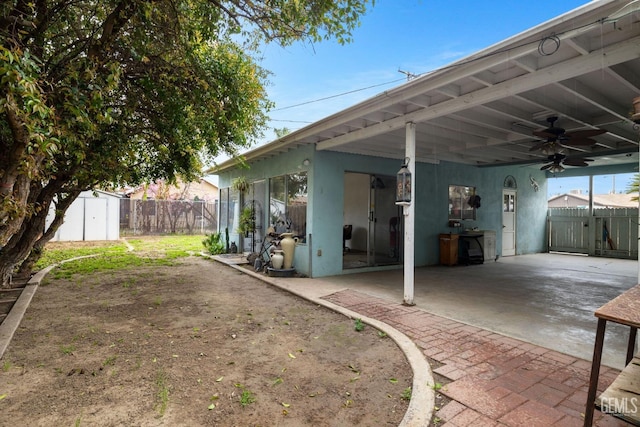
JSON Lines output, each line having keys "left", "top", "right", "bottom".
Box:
{"left": 1, "top": 255, "right": 412, "bottom": 426}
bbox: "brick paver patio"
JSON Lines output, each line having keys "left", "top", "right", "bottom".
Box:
{"left": 323, "top": 289, "right": 630, "bottom": 427}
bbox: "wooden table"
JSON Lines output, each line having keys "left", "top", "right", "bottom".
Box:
{"left": 584, "top": 284, "right": 640, "bottom": 426}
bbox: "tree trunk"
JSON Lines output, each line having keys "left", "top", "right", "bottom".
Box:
{"left": 16, "top": 190, "right": 81, "bottom": 278}
{"left": 0, "top": 212, "right": 47, "bottom": 288}
{"left": 0, "top": 179, "right": 79, "bottom": 288}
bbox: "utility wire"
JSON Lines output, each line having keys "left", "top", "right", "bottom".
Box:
{"left": 272, "top": 11, "right": 621, "bottom": 115}
{"left": 273, "top": 78, "right": 406, "bottom": 111}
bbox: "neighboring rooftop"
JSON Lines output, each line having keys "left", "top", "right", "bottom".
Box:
{"left": 548, "top": 192, "right": 639, "bottom": 208}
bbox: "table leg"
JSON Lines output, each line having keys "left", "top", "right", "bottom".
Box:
{"left": 626, "top": 326, "right": 637, "bottom": 365}
{"left": 584, "top": 318, "right": 607, "bottom": 427}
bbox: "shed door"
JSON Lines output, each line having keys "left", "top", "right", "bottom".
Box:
{"left": 85, "top": 198, "right": 108, "bottom": 240}
{"left": 502, "top": 190, "right": 516, "bottom": 256}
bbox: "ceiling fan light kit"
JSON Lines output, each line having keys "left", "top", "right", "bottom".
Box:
{"left": 531, "top": 116, "right": 605, "bottom": 171}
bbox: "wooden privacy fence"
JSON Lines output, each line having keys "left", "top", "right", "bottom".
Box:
{"left": 120, "top": 199, "right": 218, "bottom": 235}
{"left": 547, "top": 207, "right": 638, "bottom": 259}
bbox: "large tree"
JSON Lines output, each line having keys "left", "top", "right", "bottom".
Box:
{"left": 0, "top": 0, "right": 371, "bottom": 287}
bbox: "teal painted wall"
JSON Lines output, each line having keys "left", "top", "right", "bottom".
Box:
{"left": 221, "top": 145, "right": 640, "bottom": 278}
{"left": 218, "top": 145, "right": 315, "bottom": 275}
{"left": 219, "top": 145, "right": 629, "bottom": 277}
{"left": 302, "top": 150, "right": 550, "bottom": 277}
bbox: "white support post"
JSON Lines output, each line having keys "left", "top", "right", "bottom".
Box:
{"left": 403, "top": 122, "right": 416, "bottom": 306}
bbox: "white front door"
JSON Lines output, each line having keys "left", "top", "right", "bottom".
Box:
{"left": 502, "top": 190, "right": 516, "bottom": 256}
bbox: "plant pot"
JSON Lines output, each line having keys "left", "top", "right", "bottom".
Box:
{"left": 270, "top": 250, "right": 284, "bottom": 269}
{"left": 279, "top": 233, "right": 296, "bottom": 269}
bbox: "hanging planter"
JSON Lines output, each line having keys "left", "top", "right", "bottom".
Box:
{"left": 232, "top": 176, "right": 249, "bottom": 193}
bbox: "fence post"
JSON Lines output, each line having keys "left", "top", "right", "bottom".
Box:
{"left": 133, "top": 199, "right": 137, "bottom": 235}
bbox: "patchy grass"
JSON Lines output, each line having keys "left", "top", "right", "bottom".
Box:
{"left": 36, "top": 235, "right": 206, "bottom": 280}
{"left": 126, "top": 235, "right": 204, "bottom": 257}
{"left": 155, "top": 368, "right": 170, "bottom": 416}
{"left": 35, "top": 242, "right": 127, "bottom": 269}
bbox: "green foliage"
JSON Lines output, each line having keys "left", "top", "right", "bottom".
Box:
{"left": 239, "top": 389, "right": 256, "bottom": 407}
{"left": 354, "top": 318, "right": 365, "bottom": 332}
{"left": 127, "top": 235, "right": 205, "bottom": 254}
{"left": 237, "top": 206, "right": 256, "bottom": 235}
{"left": 0, "top": 0, "right": 372, "bottom": 286}
{"left": 36, "top": 236, "right": 203, "bottom": 280}
{"left": 155, "top": 369, "right": 170, "bottom": 416}
{"left": 202, "top": 233, "right": 226, "bottom": 255}
{"left": 232, "top": 177, "right": 249, "bottom": 193}
{"left": 35, "top": 242, "right": 127, "bottom": 270}
{"left": 400, "top": 387, "right": 412, "bottom": 401}
{"left": 60, "top": 345, "right": 75, "bottom": 355}
{"left": 274, "top": 127, "right": 291, "bottom": 138}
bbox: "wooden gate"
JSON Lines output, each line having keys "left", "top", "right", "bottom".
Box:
{"left": 547, "top": 208, "right": 638, "bottom": 259}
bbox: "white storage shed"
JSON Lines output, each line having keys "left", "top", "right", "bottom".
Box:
{"left": 48, "top": 190, "right": 121, "bottom": 241}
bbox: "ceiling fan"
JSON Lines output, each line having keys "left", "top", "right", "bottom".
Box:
{"left": 529, "top": 116, "right": 606, "bottom": 154}
{"left": 540, "top": 152, "right": 593, "bottom": 173}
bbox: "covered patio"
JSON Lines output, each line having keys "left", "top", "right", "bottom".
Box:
{"left": 214, "top": 0, "right": 640, "bottom": 285}
{"left": 255, "top": 253, "right": 638, "bottom": 370}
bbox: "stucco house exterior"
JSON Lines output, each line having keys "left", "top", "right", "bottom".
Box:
{"left": 212, "top": 1, "right": 640, "bottom": 281}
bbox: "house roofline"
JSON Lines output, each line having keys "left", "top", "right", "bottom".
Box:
{"left": 211, "top": 0, "right": 620, "bottom": 174}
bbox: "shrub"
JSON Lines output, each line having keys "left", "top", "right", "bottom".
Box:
{"left": 203, "top": 233, "right": 225, "bottom": 255}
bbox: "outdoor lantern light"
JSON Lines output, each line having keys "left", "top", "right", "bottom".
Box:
{"left": 395, "top": 157, "right": 411, "bottom": 206}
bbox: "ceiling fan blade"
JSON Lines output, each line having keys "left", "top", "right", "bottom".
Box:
{"left": 565, "top": 129, "right": 606, "bottom": 139}
{"left": 540, "top": 163, "right": 553, "bottom": 170}
{"left": 563, "top": 157, "right": 594, "bottom": 167}
{"left": 533, "top": 130, "right": 558, "bottom": 139}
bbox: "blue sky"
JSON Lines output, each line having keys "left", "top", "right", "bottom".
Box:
{"left": 548, "top": 173, "right": 636, "bottom": 196}
{"left": 256, "top": 0, "right": 593, "bottom": 142}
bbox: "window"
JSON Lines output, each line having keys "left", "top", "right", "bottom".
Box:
{"left": 503, "top": 193, "right": 515, "bottom": 212}
{"left": 448, "top": 185, "right": 476, "bottom": 220}
{"left": 270, "top": 172, "right": 307, "bottom": 241}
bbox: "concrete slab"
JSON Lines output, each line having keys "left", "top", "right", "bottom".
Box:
{"left": 312, "top": 253, "right": 639, "bottom": 369}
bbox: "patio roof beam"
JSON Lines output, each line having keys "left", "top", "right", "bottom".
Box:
{"left": 316, "top": 35, "right": 640, "bottom": 151}
{"left": 428, "top": 116, "right": 511, "bottom": 141}
{"left": 606, "top": 63, "right": 640, "bottom": 94}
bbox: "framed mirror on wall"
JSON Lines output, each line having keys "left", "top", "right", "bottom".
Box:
{"left": 448, "top": 185, "right": 476, "bottom": 220}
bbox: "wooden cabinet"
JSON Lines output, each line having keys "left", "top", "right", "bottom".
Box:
{"left": 439, "top": 233, "right": 459, "bottom": 266}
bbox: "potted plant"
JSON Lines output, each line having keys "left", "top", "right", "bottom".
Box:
{"left": 237, "top": 206, "right": 255, "bottom": 237}
{"left": 232, "top": 176, "right": 249, "bottom": 193}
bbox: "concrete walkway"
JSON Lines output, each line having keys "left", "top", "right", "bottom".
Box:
{"left": 217, "top": 253, "right": 637, "bottom": 426}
